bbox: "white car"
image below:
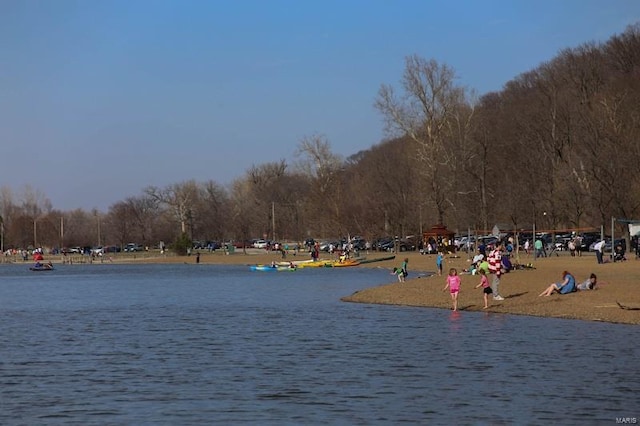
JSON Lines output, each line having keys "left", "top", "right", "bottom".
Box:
{"left": 253, "top": 239, "right": 268, "bottom": 249}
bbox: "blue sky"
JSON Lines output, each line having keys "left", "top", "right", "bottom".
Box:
{"left": 2, "top": 0, "right": 639, "bottom": 211}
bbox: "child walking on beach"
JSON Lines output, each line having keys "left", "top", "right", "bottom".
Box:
{"left": 436, "top": 252, "right": 443, "bottom": 276}
{"left": 442, "top": 268, "right": 461, "bottom": 311}
{"left": 474, "top": 269, "right": 492, "bottom": 309}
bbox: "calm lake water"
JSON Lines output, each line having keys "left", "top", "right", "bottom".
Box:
{"left": 1, "top": 263, "right": 638, "bottom": 425}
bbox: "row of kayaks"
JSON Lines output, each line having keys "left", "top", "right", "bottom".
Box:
{"left": 249, "top": 255, "right": 396, "bottom": 271}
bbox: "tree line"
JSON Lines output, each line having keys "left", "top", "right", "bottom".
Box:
{"left": 2, "top": 24, "right": 639, "bottom": 254}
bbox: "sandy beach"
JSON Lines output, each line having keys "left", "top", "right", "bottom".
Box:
{"left": 340, "top": 251, "right": 640, "bottom": 325}
{"left": 51, "top": 248, "right": 640, "bottom": 325}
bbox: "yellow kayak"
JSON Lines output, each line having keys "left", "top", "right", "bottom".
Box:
{"left": 298, "top": 259, "right": 360, "bottom": 268}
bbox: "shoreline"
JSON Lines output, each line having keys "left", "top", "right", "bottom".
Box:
{"left": 11, "top": 249, "right": 640, "bottom": 325}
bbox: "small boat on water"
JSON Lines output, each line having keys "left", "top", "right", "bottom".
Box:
{"left": 29, "top": 265, "right": 55, "bottom": 271}
{"left": 249, "top": 265, "right": 297, "bottom": 272}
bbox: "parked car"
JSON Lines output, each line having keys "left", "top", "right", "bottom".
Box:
{"left": 252, "top": 239, "right": 269, "bottom": 249}
{"left": 373, "top": 237, "right": 393, "bottom": 251}
{"left": 378, "top": 237, "right": 416, "bottom": 252}
{"left": 124, "top": 243, "right": 144, "bottom": 252}
{"left": 350, "top": 237, "right": 367, "bottom": 251}
{"left": 456, "top": 236, "right": 476, "bottom": 252}
{"left": 319, "top": 241, "right": 340, "bottom": 252}
{"left": 478, "top": 236, "right": 498, "bottom": 250}
{"left": 579, "top": 233, "right": 600, "bottom": 252}
{"left": 192, "top": 241, "right": 207, "bottom": 249}
{"left": 206, "top": 241, "right": 221, "bottom": 251}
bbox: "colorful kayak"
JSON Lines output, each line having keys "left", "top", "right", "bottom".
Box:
{"left": 324, "top": 259, "right": 360, "bottom": 267}
{"left": 297, "top": 259, "right": 360, "bottom": 268}
{"left": 249, "top": 265, "right": 297, "bottom": 272}
{"left": 275, "top": 259, "right": 316, "bottom": 267}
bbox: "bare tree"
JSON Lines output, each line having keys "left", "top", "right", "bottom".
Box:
{"left": 294, "top": 134, "right": 344, "bottom": 237}
{"left": 145, "top": 181, "right": 198, "bottom": 236}
{"left": 375, "top": 55, "right": 466, "bottom": 224}
{"left": 194, "top": 180, "right": 230, "bottom": 243}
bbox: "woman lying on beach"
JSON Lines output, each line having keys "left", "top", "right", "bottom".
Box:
{"left": 576, "top": 273, "right": 597, "bottom": 290}
{"left": 538, "top": 270, "right": 576, "bottom": 296}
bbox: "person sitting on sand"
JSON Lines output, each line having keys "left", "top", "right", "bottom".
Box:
{"left": 576, "top": 273, "right": 597, "bottom": 291}
{"left": 538, "top": 270, "right": 576, "bottom": 296}
{"left": 471, "top": 252, "right": 484, "bottom": 265}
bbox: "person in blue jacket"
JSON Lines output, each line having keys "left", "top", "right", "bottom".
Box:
{"left": 538, "top": 271, "right": 576, "bottom": 296}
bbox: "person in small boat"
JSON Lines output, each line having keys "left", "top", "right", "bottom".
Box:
{"left": 33, "top": 250, "right": 45, "bottom": 268}
{"left": 271, "top": 261, "right": 277, "bottom": 268}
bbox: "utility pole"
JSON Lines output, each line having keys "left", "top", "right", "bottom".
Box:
{"left": 272, "top": 202, "right": 276, "bottom": 242}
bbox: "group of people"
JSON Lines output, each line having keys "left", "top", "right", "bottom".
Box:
{"left": 538, "top": 271, "right": 598, "bottom": 296}
{"left": 400, "top": 238, "right": 601, "bottom": 311}
{"left": 437, "top": 242, "right": 508, "bottom": 311}
{"left": 440, "top": 266, "right": 599, "bottom": 311}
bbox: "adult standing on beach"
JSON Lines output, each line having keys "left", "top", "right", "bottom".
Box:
{"left": 594, "top": 239, "right": 605, "bottom": 264}
{"left": 488, "top": 243, "right": 504, "bottom": 301}
{"left": 534, "top": 238, "right": 544, "bottom": 259}
{"left": 575, "top": 235, "right": 583, "bottom": 257}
